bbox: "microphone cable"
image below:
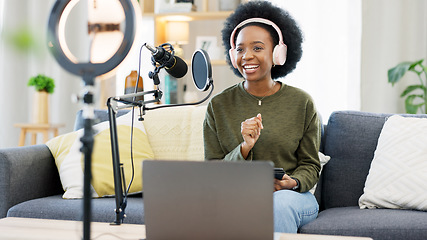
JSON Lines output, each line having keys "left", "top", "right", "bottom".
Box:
{"left": 144, "top": 82, "right": 214, "bottom": 110}
{"left": 125, "top": 42, "right": 147, "bottom": 195}
{"left": 121, "top": 43, "right": 146, "bottom": 207}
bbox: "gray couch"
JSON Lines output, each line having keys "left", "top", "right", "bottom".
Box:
{"left": 1, "top": 110, "right": 427, "bottom": 239}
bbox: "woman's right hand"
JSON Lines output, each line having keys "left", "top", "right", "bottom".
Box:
{"left": 240, "top": 113, "right": 263, "bottom": 158}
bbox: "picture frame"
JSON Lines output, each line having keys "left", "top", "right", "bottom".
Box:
{"left": 155, "top": 0, "right": 195, "bottom": 13}
{"left": 195, "top": 36, "right": 219, "bottom": 59}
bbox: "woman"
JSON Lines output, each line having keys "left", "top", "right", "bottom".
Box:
{"left": 203, "top": 1, "right": 321, "bottom": 233}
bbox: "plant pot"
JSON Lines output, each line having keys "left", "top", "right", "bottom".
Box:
{"left": 32, "top": 90, "right": 49, "bottom": 124}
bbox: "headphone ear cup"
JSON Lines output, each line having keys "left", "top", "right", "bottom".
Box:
{"left": 272, "top": 43, "right": 287, "bottom": 65}
{"left": 229, "top": 48, "right": 238, "bottom": 68}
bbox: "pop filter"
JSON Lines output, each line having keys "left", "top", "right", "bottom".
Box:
{"left": 191, "top": 49, "right": 212, "bottom": 92}
{"left": 143, "top": 49, "right": 213, "bottom": 111}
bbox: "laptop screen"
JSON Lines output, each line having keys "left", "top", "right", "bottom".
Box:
{"left": 143, "top": 160, "right": 274, "bottom": 240}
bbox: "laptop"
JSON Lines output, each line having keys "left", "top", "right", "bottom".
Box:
{"left": 142, "top": 160, "right": 274, "bottom": 240}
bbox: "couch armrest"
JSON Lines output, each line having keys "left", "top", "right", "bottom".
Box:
{"left": 0, "top": 145, "right": 63, "bottom": 217}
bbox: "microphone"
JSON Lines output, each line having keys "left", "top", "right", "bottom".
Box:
{"left": 144, "top": 44, "right": 188, "bottom": 78}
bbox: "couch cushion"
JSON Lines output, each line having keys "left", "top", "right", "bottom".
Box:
{"left": 359, "top": 115, "right": 427, "bottom": 210}
{"left": 320, "top": 111, "right": 427, "bottom": 210}
{"left": 6, "top": 194, "right": 145, "bottom": 224}
{"left": 320, "top": 111, "right": 389, "bottom": 209}
{"left": 299, "top": 206, "right": 427, "bottom": 240}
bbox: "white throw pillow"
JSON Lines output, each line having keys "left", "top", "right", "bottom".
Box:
{"left": 359, "top": 115, "right": 427, "bottom": 211}
{"left": 309, "top": 152, "right": 331, "bottom": 194}
{"left": 143, "top": 105, "right": 206, "bottom": 160}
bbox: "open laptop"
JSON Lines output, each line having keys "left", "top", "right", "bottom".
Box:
{"left": 142, "top": 160, "right": 274, "bottom": 240}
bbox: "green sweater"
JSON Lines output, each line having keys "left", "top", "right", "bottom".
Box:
{"left": 203, "top": 82, "right": 321, "bottom": 192}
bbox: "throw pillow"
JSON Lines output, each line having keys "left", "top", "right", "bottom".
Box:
{"left": 359, "top": 115, "right": 427, "bottom": 211}
{"left": 47, "top": 110, "right": 154, "bottom": 199}
{"left": 143, "top": 105, "right": 206, "bottom": 160}
{"left": 309, "top": 152, "right": 331, "bottom": 194}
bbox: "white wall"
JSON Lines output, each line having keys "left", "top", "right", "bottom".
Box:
{"left": 361, "top": 0, "right": 427, "bottom": 114}
{"left": 272, "top": 0, "right": 362, "bottom": 120}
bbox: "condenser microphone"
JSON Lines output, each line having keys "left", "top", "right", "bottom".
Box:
{"left": 144, "top": 43, "right": 188, "bottom": 78}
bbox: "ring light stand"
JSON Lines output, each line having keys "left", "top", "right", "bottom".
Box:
{"left": 47, "top": 1, "right": 135, "bottom": 239}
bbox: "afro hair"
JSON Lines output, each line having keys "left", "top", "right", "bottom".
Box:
{"left": 222, "top": 0, "right": 303, "bottom": 79}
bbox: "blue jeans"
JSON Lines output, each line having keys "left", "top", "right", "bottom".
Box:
{"left": 273, "top": 190, "right": 319, "bottom": 233}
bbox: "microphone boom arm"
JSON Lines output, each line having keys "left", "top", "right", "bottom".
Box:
{"left": 107, "top": 88, "right": 163, "bottom": 225}
{"left": 107, "top": 81, "right": 213, "bottom": 224}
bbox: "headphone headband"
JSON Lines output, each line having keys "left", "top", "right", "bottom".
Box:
{"left": 229, "top": 17, "right": 284, "bottom": 48}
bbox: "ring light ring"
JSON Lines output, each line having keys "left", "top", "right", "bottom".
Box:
{"left": 47, "top": 0, "right": 135, "bottom": 79}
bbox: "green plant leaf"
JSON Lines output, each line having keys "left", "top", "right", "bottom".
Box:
{"left": 27, "top": 74, "right": 55, "bottom": 93}
{"left": 405, "top": 94, "right": 424, "bottom": 114}
{"left": 388, "top": 61, "right": 412, "bottom": 85}
{"left": 389, "top": 59, "right": 426, "bottom": 114}
{"left": 408, "top": 59, "right": 424, "bottom": 71}
{"left": 400, "top": 84, "right": 426, "bottom": 97}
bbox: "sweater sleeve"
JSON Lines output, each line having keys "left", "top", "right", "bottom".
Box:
{"left": 290, "top": 100, "right": 321, "bottom": 192}
{"left": 203, "top": 101, "right": 248, "bottom": 161}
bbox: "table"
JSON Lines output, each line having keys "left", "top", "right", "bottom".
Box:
{"left": 0, "top": 217, "right": 373, "bottom": 240}
{"left": 14, "top": 123, "right": 65, "bottom": 146}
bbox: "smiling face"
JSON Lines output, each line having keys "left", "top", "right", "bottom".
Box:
{"left": 234, "top": 25, "right": 275, "bottom": 83}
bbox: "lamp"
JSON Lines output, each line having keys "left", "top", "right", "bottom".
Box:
{"left": 166, "top": 21, "right": 189, "bottom": 57}
{"left": 47, "top": 1, "right": 136, "bottom": 239}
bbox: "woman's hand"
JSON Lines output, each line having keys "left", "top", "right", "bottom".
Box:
{"left": 274, "top": 174, "right": 298, "bottom": 191}
{"left": 240, "top": 113, "right": 263, "bottom": 158}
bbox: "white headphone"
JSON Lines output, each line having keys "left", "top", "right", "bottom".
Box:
{"left": 229, "top": 18, "right": 287, "bottom": 69}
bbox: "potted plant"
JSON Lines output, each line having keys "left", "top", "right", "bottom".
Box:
{"left": 28, "top": 74, "right": 55, "bottom": 93}
{"left": 388, "top": 59, "right": 427, "bottom": 114}
{"left": 27, "top": 74, "right": 55, "bottom": 124}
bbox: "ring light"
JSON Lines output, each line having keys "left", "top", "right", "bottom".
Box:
{"left": 47, "top": 0, "right": 135, "bottom": 83}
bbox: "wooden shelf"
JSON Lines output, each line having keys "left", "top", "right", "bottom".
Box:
{"left": 145, "top": 11, "right": 232, "bottom": 21}
{"left": 148, "top": 11, "right": 230, "bottom": 46}
{"left": 139, "top": 1, "right": 230, "bottom": 66}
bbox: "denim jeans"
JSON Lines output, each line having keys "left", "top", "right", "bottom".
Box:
{"left": 273, "top": 190, "right": 319, "bottom": 233}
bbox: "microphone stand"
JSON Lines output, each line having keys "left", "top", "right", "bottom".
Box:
{"left": 108, "top": 68, "right": 163, "bottom": 225}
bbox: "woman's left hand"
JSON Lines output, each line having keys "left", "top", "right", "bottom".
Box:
{"left": 274, "top": 174, "right": 298, "bottom": 191}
